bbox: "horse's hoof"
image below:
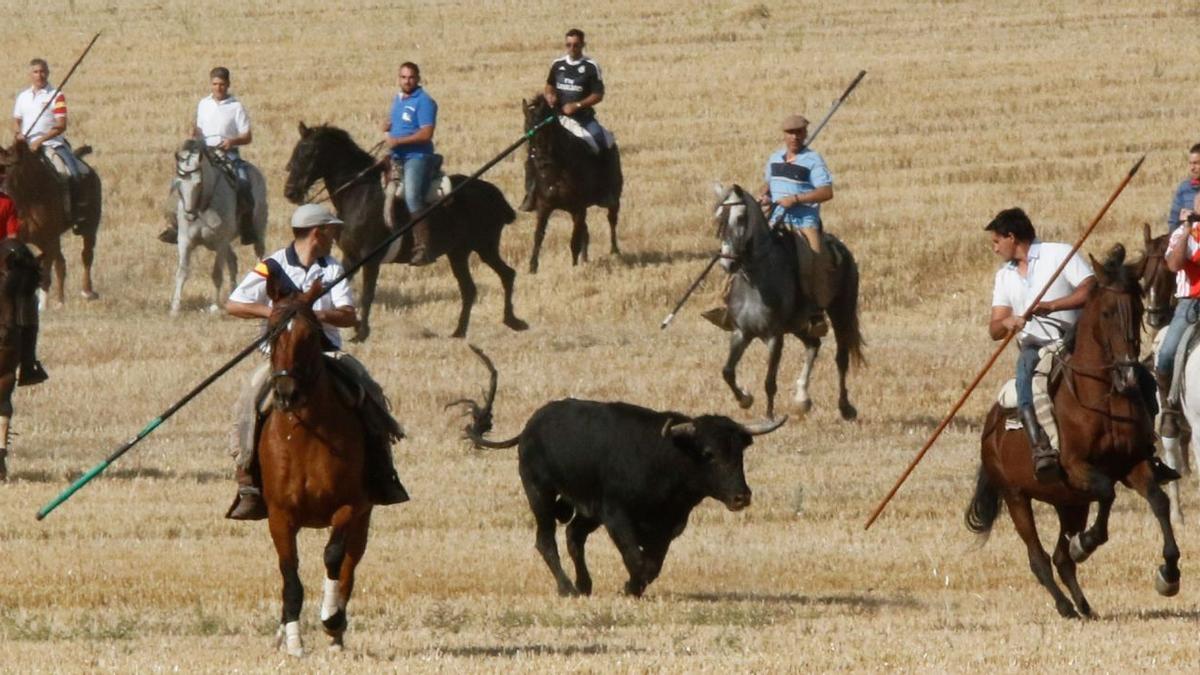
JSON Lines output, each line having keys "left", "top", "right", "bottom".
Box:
{"left": 207, "top": 304, "right": 220, "bottom": 314}
{"left": 737, "top": 394, "right": 754, "bottom": 410}
{"left": 1155, "top": 567, "right": 1181, "bottom": 597}
{"left": 505, "top": 317, "right": 530, "bottom": 332}
{"left": 1058, "top": 604, "right": 1080, "bottom": 620}
{"left": 80, "top": 290, "right": 99, "bottom": 301}
{"left": 839, "top": 402, "right": 858, "bottom": 421}
{"left": 790, "top": 399, "right": 813, "bottom": 417}
{"left": 328, "top": 643, "right": 344, "bottom": 653}
{"left": 1068, "top": 533, "right": 1093, "bottom": 564}
{"left": 450, "top": 329, "right": 467, "bottom": 339}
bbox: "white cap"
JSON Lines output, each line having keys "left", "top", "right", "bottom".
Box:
{"left": 290, "top": 203, "right": 344, "bottom": 229}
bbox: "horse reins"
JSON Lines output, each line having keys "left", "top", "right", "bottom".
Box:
{"left": 304, "top": 140, "right": 387, "bottom": 205}
{"left": 1055, "top": 287, "right": 1146, "bottom": 423}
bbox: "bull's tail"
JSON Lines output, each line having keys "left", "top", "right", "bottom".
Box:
{"left": 447, "top": 345, "right": 520, "bottom": 450}
{"left": 964, "top": 464, "right": 1003, "bottom": 541}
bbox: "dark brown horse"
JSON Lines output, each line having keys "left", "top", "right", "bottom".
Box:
{"left": 284, "top": 123, "right": 527, "bottom": 340}
{"left": 1136, "top": 223, "right": 1173, "bottom": 331}
{"left": 967, "top": 245, "right": 1180, "bottom": 618}
{"left": 0, "top": 139, "right": 100, "bottom": 306}
{"left": 258, "top": 279, "right": 374, "bottom": 656}
{"left": 0, "top": 239, "right": 41, "bottom": 481}
{"left": 522, "top": 95, "right": 622, "bottom": 273}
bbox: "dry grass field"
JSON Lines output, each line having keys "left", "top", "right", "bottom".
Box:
{"left": 3, "top": 0, "right": 1200, "bottom": 671}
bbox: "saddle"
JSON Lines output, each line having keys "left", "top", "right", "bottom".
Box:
{"left": 388, "top": 155, "right": 450, "bottom": 208}
{"left": 38, "top": 144, "right": 94, "bottom": 234}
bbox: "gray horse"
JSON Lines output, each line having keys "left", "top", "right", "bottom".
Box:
{"left": 169, "top": 138, "right": 266, "bottom": 314}
{"left": 711, "top": 183, "right": 864, "bottom": 420}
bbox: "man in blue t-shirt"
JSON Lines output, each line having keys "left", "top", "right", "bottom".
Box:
{"left": 761, "top": 114, "right": 835, "bottom": 332}
{"left": 1166, "top": 143, "right": 1200, "bottom": 234}
{"left": 383, "top": 61, "right": 440, "bottom": 265}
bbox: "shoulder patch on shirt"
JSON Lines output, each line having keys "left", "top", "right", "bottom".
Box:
{"left": 253, "top": 261, "right": 270, "bottom": 278}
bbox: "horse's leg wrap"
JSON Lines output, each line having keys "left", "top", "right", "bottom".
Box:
{"left": 1157, "top": 370, "right": 1181, "bottom": 439}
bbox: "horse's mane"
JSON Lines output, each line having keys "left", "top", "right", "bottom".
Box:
{"left": 308, "top": 124, "right": 375, "bottom": 166}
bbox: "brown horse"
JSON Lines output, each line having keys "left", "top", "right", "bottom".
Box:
{"left": 967, "top": 245, "right": 1180, "bottom": 618}
{"left": 522, "top": 94, "right": 622, "bottom": 273}
{"left": 0, "top": 239, "right": 41, "bottom": 481}
{"left": 0, "top": 139, "right": 100, "bottom": 306}
{"left": 1136, "top": 223, "right": 1173, "bottom": 332}
{"left": 283, "top": 123, "right": 527, "bottom": 340}
{"left": 257, "top": 279, "right": 374, "bottom": 656}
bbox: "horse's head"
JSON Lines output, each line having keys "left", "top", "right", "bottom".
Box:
{"left": 284, "top": 122, "right": 327, "bottom": 204}
{"left": 711, "top": 183, "right": 762, "bottom": 272}
{"left": 1136, "top": 223, "right": 1174, "bottom": 329}
{"left": 524, "top": 94, "right": 555, "bottom": 132}
{"left": 174, "top": 139, "right": 207, "bottom": 221}
{"left": 1082, "top": 243, "right": 1144, "bottom": 394}
{"left": 266, "top": 277, "right": 326, "bottom": 411}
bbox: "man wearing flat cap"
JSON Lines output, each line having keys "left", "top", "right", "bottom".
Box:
{"left": 223, "top": 203, "right": 408, "bottom": 520}
{"left": 760, "top": 114, "right": 835, "bottom": 334}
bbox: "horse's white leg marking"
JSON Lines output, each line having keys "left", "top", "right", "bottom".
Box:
{"left": 171, "top": 231, "right": 193, "bottom": 315}
{"left": 320, "top": 578, "right": 341, "bottom": 622}
{"left": 1162, "top": 435, "right": 1184, "bottom": 524}
{"left": 792, "top": 343, "right": 819, "bottom": 410}
{"left": 284, "top": 620, "right": 303, "bottom": 657}
{"left": 35, "top": 288, "right": 46, "bottom": 314}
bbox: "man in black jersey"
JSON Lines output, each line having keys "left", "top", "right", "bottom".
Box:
{"left": 520, "top": 28, "right": 619, "bottom": 211}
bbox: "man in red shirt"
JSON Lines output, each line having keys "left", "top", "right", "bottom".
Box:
{"left": 0, "top": 164, "right": 20, "bottom": 239}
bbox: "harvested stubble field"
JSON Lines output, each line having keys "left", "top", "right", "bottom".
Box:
{"left": 2, "top": 0, "right": 1199, "bottom": 671}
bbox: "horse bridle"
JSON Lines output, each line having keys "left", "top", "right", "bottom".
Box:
{"left": 1057, "top": 286, "right": 1145, "bottom": 419}
{"left": 175, "top": 147, "right": 208, "bottom": 218}
{"left": 292, "top": 137, "right": 386, "bottom": 205}
{"left": 1139, "top": 248, "right": 1174, "bottom": 327}
{"left": 268, "top": 312, "right": 323, "bottom": 401}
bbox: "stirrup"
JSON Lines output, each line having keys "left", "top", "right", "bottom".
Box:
{"left": 370, "top": 473, "right": 410, "bottom": 506}
{"left": 701, "top": 307, "right": 733, "bottom": 331}
{"left": 1033, "top": 452, "right": 1062, "bottom": 483}
{"left": 225, "top": 488, "right": 268, "bottom": 520}
{"left": 1150, "top": 457, "right": 1182, "bottom": 485}
{"left": 18, "top": 361, "right": 48, "bottom": 387}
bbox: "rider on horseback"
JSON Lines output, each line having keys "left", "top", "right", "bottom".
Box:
{"left": 382, "top": 61, "right": 440, "bottom": 266}
{"left": 0, "top": 163, "right": 47, "bottom": 386}
{"left": 519, "top": 28, "right": 618, "bottom": 211}
{"left": 223, "top": 204, "right": 408, "bottom": 520}
{"left": 761, "top": 114, "right": 835, "bottom": 336}
{"left": 11, "top": 58, "right": 88, "bottom": 231}
{"left": 987, "top": 208, "right": 1095, "bottom": 483}
{"left": 1154, "top": 166, "right": 1200, "bottom": 441}
{"left": 159, "top": 67, "right": 257, "bottom": 245}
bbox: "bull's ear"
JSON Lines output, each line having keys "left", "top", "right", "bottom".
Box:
{"left": 298, "top": 121, "right": 310, "bottom": 137}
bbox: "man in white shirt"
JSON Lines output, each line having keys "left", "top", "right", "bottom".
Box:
{"left": 987, "top": 208, "right": 1095, "bottom": 482}
{"left": 162, "top": 66, "right": 256, "bottom": 244}
{"left": 11, "top": 58, "right": 87, "bottom": 226}
{"left": 223, "top": 204, "right": 408, "bottom": 519}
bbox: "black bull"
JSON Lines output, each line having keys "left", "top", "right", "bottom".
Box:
{"left": 453, "top": 346, "right": 786, "bottom": 597}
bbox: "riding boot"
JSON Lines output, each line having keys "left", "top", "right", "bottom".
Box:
{"left": 236, "top": 182, "right": 256, "bottom": 245}
{"left": 518, "top": 157, "right": 537, "bottom": 212}
{"left": 1156, "top": 370, "right": 1181, "bottom": 440}
{"left": 365, "top": 435, "right": 410, "bottom": 505}
{"left": 17, "top": 325, "right": 48, "bottom": 387}
{"left": 225, "top": 465, "right": 268, "bottom": 520}
{"left": 1019, "top": 404, "right": 1060, "bottom": 482}
{"left": 408, "top": 219, "right": 434, "bottom": 266}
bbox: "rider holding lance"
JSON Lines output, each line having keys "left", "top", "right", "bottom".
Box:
{"left": 11, "top": 58, "right": 87, "bottom": 230}
{"left": 223, "top": 204, "right": 408, "bottom": 519}
{"left": 986, "top": 208, "right": 1095, "bottom": 482}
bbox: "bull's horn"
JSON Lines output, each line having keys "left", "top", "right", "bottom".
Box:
{"left": 743, "top": 415, "right": 788, "bottom": 436}
{"left": 662, "top": 419, "right": 696, "bottom": 438}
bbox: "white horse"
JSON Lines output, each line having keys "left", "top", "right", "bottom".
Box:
{"left": 170, "top": 139, "right": 267, "bottom": 314}
{"left": 1158, "top": 329, "right": 1199, "bottom": 525}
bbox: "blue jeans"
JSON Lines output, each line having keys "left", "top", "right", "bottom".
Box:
{"left": 400, "top": 154, "right": 441, "bottom": 214}
{"left": 580, "top": 118, "right": 609, "bottom": 151}
{"left": 1015, "top": 346, "right": 1041, "bottom": 408}
{"left": 1157, "top": 298, "right": 1199, "bottom": 374}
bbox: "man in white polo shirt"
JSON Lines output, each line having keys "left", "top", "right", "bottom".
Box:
{"left": 223, "top": 203, "right": 408, "bottom": 519}
{"left": 987, "top": 207, "right": 1095, "bottom": 482}
{"left": 11, "top": 58, "right": 87, "bottom": 226}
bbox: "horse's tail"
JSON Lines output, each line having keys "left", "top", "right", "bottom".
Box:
{"left": 827, "top": 237, "right": 865, "bottom": 367}
{"left": 964, "top": 464, "right": 1003, "bottom": 540}
{"left": 446, "top": 345, "right": 521, "bottom": 450}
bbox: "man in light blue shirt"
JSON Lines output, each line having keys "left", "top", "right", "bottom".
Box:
{"left": 383, "top": 61, "right": 440, "bottom": 265}
{"left": 761, "top": 114, "right": 835, "bottom": 332}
